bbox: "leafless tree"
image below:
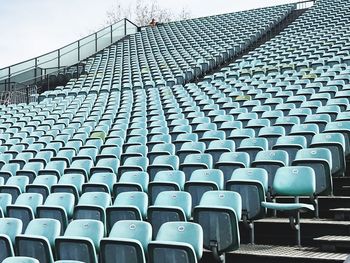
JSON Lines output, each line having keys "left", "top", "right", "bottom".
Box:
{"left": 106, "top": 0, "right": 191, "bottom": 26}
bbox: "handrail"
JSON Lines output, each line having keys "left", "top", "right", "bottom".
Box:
{"left": 0, "top": 18, "right": 139, "bottom": 91}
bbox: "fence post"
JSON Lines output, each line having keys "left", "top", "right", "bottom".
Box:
{"left": 110, "top": 25, "right": 113, "bottom": 43}
{"left": 95, "top": 33, "right": 98, "bottom": 52}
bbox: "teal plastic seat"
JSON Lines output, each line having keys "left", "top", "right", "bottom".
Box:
{"left": 148, "top": 191, "right": 192, "bottom": 238}
{"left": 0, "top": 163, "right": 20, "bottom": 183}
{"left": 204, "top": 140, "right": 235, "bottom": 164}
{"left": 15, "top": 218, "right": 61, "bottom": 263}
{"left": 64, "top": 158, "right": 94, "bottom": 181}
{"left": 310, "top": 133, "right": 346, "bottom": 177}
{"left": 51, "top": 174, "right": 85, "bottom": 201}
{"left": 118, "top": 157, "right": 149, "bottom": 176}
{"left": 55, "top": 219, "right": 104, "bottom": 263}
{"left": 106, "top": 192, "right": 148, "bottom": 233}
{"left": 0, "top": 193, "right": 12, "bottom": 217}
{"left": 261, "top": 166, "right": 316, "bottom": 246}
{"left": 113, "top": 171, "right": 149, "bottom": 197}
{"left": 87, "top": 172, "right": 117, "bottom": 194}
{"left": 148, "top": 170, "right": 185, "bottom": 204}
{"left": 26, "top": 175, "right": 58, "bottom": 200}
{"left": 214, "top": 152, "right": 250, "bottom": 183}
{"left": 2, "top": 257, "right": 40, "bottom": 263}
{"left": 324, "top": 121, "right": 350, "bottom": 157}
{"left": 193, "top": 191, "right": 241, "bottom": 260}
{"left": 73, "top": 192, "right": 111, "bottom": 224}
{"left": 185, "top": 169, "right": 224, "bottom": 209}
{"left": 7, "top": 193, "right": 43, "bottom": 233}
{"left": 272, "top": 136, "right": 307, "bottom": 164}
{"left": 147, "top": 143, "right": 175, "bottom": 163}
{"left": 148, "top": 222, "right": 203, "bottom": 263}
{"left": 176, "top": 142, "right": 206, "bottom": 163}
{"left": 38, "top": 160, "right": 67, "bottom": 180}
{"left": 37, "top": 193, "right": 75, "bottom": 234}
{"left": 0, "top": 218, "right": 23, "bottom": 262}
{"left": 237, "top": 137, "right": 268, "bottom": 164}
{"left": 251, "top": 150, "right": 289, "bottom": 198}
{"left": 100, "top": 220, "right": 152, "bottom": 263}
{"left": 147, "top": 155, "right": 179, "bottom": 181}
{"left": 179, "top": 153, "right": 213, "bottom": 181}
{"left": 226, "top": 168, "right": 268, "bottom": 243}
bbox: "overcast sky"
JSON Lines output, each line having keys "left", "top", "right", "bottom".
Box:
{"left": 0, "top": 0, "right": 303, "bottom": 68}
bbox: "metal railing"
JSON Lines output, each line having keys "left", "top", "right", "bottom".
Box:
{"left": 0, "top": 18, "right": 139, "bottom": 92}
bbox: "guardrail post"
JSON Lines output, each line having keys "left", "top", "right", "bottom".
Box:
{"left": 95, "top": 33, "right": 98, "bottom": 52}
{"left": 110, "top": 25, "right": 113, "bottom": 43}
{"left": 58, "top": 49, "right": 61, "bottom": 69}
{"left": 78, "top": 40, "right": 80, "bottom": 61}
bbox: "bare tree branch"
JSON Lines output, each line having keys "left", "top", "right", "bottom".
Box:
{"left": 106, "top": 0, "right": 192, "bottom": 26}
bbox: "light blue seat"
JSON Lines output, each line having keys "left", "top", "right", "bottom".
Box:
{"left": 147, "top": 155, "right": 179, "bottom": 181}
{"left": 179, "top": 153, "right": 213, "bottom": 181}
{"left": 193, "top": 191, "right": 241, "bottom": 261}
{"left": 15, "top": 218, "right": 61, "bottom": 263}
{"left": 215, "top": 152, "right": 250, "bottom": 183}
{"left": 262, "top": 166, "right": 316, "bottom": 246}
{"left": 0, "top": 193, "right": 12, "bottom": 217}
{"left": 237, "top": 137, "right": 268, "bottom": 164}
{"left": 100, "top": 220, "right": 152, "bottom": 263}
{"left": 310, "top": 133, "right": 346, "bottom": 177}
{"left": 148, "top": 222, "right": 203, "bottom": 263}
{"left": 106, "top": 192, "right": 148, "bottom": 233}
{"left": 2, "top": 257, "right": 40, "bottom": 263}
{"left": 7, "top": 193, "right": 43, "bottom": 233}
{"left": 118, "top": 157, "right": 148, "bottom": 177}
{"left": 82, "top": 172, "right": 117, "bottom": 194}
{"left": 37, "top": 193, "right": 75, "bottom": 234}
{"left": 148, "top": 191, "right": 192, "bottom": 238}
{"left": 0, "top": 176, "right": 29, "bottom": 203}
{"left": 51, "top": 174, "right": 85, "bottom": 201}
{"left": 204, "top": 140, "right": 235, "bottom": 164}
{"left": 0, "top": 218, "right": 23, "bottom": 262}
{"left": 113, "top": 171, "right": 149, "bottom": 197}
{"left": 185, "top": 169, "right": 224, "bottom": 209}
{"left": 55, "top": 219, "right": 104, "bottom": 263}
{"left": 226, "top": 168, "right": 268, "bottom": 244}
{"left": 272, "top": 136, "right": 307, "bottom": 165}
{"left": 25, "top": 175, "right": 58, "bottom": 200}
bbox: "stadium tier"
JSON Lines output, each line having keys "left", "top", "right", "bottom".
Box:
{"left": 0, "top": 0, "right": 350, "bottom": 262}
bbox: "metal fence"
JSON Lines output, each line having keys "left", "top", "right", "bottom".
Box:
{"left": 0, "top": 18, "right": 139, "bottom": 93}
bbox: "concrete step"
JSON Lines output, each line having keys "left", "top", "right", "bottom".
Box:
{"left": 314, "top": 235, "right": 350, "bottom": 252}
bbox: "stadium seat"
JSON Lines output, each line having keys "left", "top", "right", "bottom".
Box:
{"left": 55, "top": 219, "right": 104, "bottom": 263}
{"left": 15, "top": 218, "right": 60, "bottom": 263}
{"left": 37, "top": 193, "right": 75, "bottom": 234}
{"left": 193, "top": 191, "right": 241, "bottom": 261}
{"left": 185, "top": 169, "right": 224, "bottom": 209}
{"left": 148, "top": 222, "right": 203, "bottom": 263}
{"left": 100, "top": 220, "right": 152, "bottom": 263}
{"left": 7, "top": 193, "right": 43, "bottom": 233}
{"left": 113, "top": 171, "right": 149, "bottom": 196}
{"left": 0, "top": 218, "right": 23, "bottom": 262}
{"left": 106, "top": 192, "right": 148, "bottom": 233}
{"left": 262, "top": 167, "right": 316, "bottom": 246}
{"left": 148, "top": 191, "right": 192, "bottom": 238}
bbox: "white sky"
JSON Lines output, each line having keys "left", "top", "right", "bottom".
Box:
{"left": 0, "top": 0, "right": 302, "bottom": 68}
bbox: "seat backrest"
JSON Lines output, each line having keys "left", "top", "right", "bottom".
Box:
{"left": 154, "top": 191, "right": 192, "bottom": 219}
{"left": 0, "top": 218, "right": 23, "bottom": 244}
{"left": 77, "top": 192, "right": 111, "bottom": 208}
{"left": 273, "top": 166, "right": 316, "bottom": 196}
{"left": 113, "top": 192, "right": 148, "bottom": 218}
{"left": 189, "top": 169, "right": 224, "bottom": 189}
{"left": 109, "top": 220, "right": 152, "bottom": 253}
{"left": 155, "top": 222, "right": 203, "bottom": 260}
{"left": 63, "top": 219, "right": 104, "bottom": 250}
{"left": 153, "top": 171, "right": 186, "bottom": 190}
